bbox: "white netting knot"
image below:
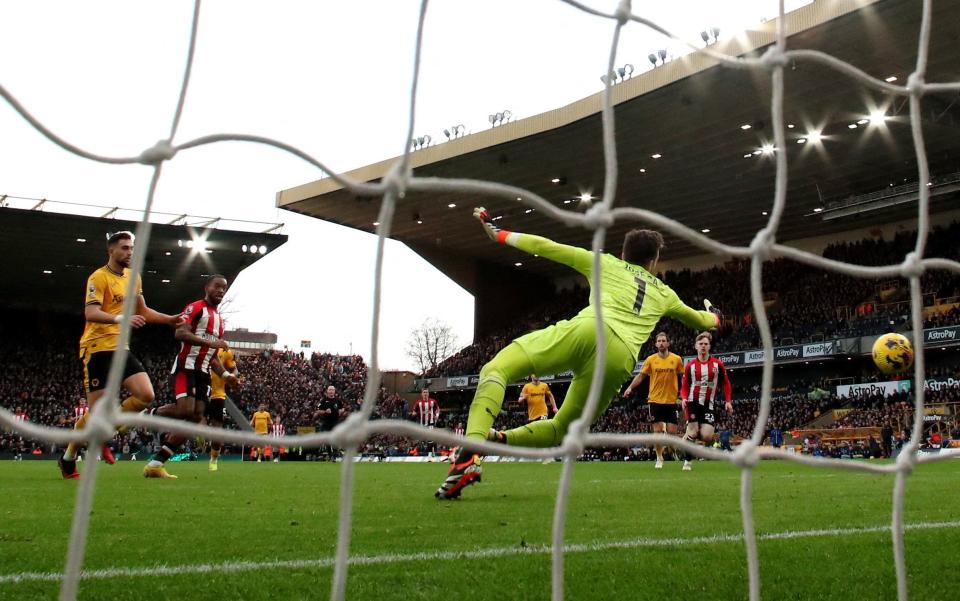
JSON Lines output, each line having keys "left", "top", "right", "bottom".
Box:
{"left": 749, "top": 227, "right": 774, "bottom": 260}
{"left": 759, "top": 46, "right": 789, "bottom": 70}
{"left": 383, "top": 162, "right": 410, "bottom": 200}
{"left": 84, "top": 413, "right": 118, "bottom": 442}
{"left": 137, "top": 139, "right": 177, "bottom": 165}
{"left": 329, "top": 413, "right": 369, "bottom": 450}
{"left": 613, "top": 0, "right": 632, "bottom": 25}
{"left": 901, "top": 251, "right": 925, "bottom": 279}
{"left": 895, "top": 446, "right": 917, "bottom": 476}
{"left": 732, "top": 440, "right": 761, "bottom": 469}
{"left": 583, "top": 203, "right": 615, "bottom": 230}
{"left": 560, "top": 434, "right": 585, "bottom": 459}
{"left": 906, "top": 72, "right": 925, "bottom": 94}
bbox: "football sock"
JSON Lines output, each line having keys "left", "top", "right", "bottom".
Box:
{"left": 147, "top": 445, "right": 174, "bottom": 468}
{"left": 63, "top": 412, "right": 92, "bottom": 460}
{"left": 680, "top": 434, "right": 695, "bottom": 461}
{"left": 121, "top": 396, "right": 150, "bottom": 413}
{"left": 500, "top": 418, "right": 561, "bottom": 447}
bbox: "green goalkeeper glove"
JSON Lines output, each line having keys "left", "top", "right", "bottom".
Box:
{"left": 704, "top": 299, "right": 723, "bottom": 328}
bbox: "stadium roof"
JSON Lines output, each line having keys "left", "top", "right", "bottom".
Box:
{"left": 277, "top": 0, "right": 960, "bottom": 285}
{"left": 0, "top": 205, "right": 287, "bottom": 313}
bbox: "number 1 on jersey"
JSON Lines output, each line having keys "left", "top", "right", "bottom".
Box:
{"left": 633, "top": 276, "right": 647, "bottom": 313}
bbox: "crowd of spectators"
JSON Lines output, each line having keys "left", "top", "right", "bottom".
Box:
{"left": 235, "top": 350, "right": 369, "bottom": 430}
{"left": 0, "top": 308, "right": 382, "bottom": 456}
{"left": 4, "top": 223, "right": 960, "bottom": 458}
{"left": 426, "top": 223, "right": 960, "bottom": 377}
{"left": 423, "top": 287, "right": 588, "bottom": 378}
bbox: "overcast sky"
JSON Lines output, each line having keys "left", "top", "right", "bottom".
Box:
{"left": 0, "top": 0, "right": 807, "bottom": 371}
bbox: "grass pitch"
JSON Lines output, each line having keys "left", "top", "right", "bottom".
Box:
{"left": 1, "top": 458, "right": 959, "bottom": 600}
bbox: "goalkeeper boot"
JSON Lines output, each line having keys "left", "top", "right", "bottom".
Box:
{"left": 435, "top": 447, "right": 482, "bottom": 500}
{"left": 100, "top": 444, "right": 116, "bottom": 465}
{"left": 58, "top": 457, "right": 80, "bottom": 480}
{"left": 143, "top": 465, "right": 178, "bottom": 479}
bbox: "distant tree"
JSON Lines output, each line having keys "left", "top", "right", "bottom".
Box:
{"left": 406, "top": 318, "right": 459, "bottom": 374}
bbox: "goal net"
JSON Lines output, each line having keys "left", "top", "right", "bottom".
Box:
{"left": 1, "top": 1, "right": 959, "bottom": 600}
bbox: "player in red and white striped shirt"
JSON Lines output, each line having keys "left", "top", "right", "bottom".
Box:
{"left": 679, "top": 332, "right": 733, "bottom": 472}
{"left": 73, "top": 401, "right": 88, "bottom": 421}
{"left": 414, "top": 389, "right": 440, "bottom": 427}
{"left": 146, "top": 275, "right": 236, "bottom": 478}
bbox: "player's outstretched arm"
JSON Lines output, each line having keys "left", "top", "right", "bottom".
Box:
{"left": 665, "top": 290, "right": 721, "bottom": 332}
{"left": 679, "top": 361, "right": 691, "bottom": 402}
{"left": 546, "top": 390, "right": 558, "bottom": 413}
{"left": 136, "top": 295, "right": 184, "bottom": 327}
{"left": 623, "top": 372, "right": 647, "bottom": 397}
{"left": 84, "top": 303, "right": 146, "bottom": 328}
{"left": 473, "top": 207, "right": 592, "bottom": 275}
{"left": 718, "top": 360, "right": 734, "bottom": 413}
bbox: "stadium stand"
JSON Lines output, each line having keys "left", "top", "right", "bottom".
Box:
{"left": 3, "top": 225, "right": 959, "bottom": 459}
{"left": 426, "top": 223, "right": 960, "bottom": 377}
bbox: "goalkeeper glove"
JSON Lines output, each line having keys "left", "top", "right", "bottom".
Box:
{"left": 473, "top": 207, "right": 508, "bottom": 243}
{"left": 704, "top": 299, "right": 723, "bottom": 328}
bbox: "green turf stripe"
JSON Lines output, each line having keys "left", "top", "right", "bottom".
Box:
{"left": 3, "top": 519, "right": 959, "bottom": 585}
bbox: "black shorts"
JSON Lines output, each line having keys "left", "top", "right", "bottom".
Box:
{"left": 649, "top": 403, "right": 679, "bottom": 425}
{"left": 205, "top": 397, "right": 226, "bottom": 421}
{"left": 82, "top": 350, "right": 146, "bottom": 393}
{"left": 170, "top": 369, "right": 211, "bottom": 402}
{"left": 683, "top": 402, "right": 716, "bottom": 427}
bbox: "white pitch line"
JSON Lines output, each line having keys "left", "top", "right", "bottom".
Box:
{"left": 2, "top": 519, "right": 959, "bottom": 585}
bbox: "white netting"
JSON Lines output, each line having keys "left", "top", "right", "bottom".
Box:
{"left": 2, "top": 0, "right": 960, "bottom": 600}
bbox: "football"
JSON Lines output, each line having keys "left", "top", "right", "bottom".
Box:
{"left": 871, "top": 333, "right": 915, "bottom": 375}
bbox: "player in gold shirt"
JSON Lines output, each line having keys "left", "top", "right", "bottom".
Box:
{"left": 59, "top": 231, "right": 185, "bottom": 480}
{"left": 250, "top": 404, "right": 273, "bottom": 462}
{"left": 204, "top": 347, "right": 239, "bottom": 471}
{"left": 623, "top": 332, "right": 685, "bottom": 469}
{"left": 518, "top": 374, "right": 558, "bottom": 423}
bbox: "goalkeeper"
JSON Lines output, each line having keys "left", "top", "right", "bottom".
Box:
{"left": 436, "top": 208, "right": 721, "bottom": 499}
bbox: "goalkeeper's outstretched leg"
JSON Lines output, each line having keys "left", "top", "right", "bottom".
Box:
{"left": 436, "top": 319, "right": 634, "bottom": 499}
{"left": 435, "top": 342, "right": 533, "bottom": 500}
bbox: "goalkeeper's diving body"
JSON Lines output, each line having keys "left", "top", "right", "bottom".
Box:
{"left": 435, "top": 208, "right": 721, "bottom": 499}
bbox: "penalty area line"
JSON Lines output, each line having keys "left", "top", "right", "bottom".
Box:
{"left": 2, "top": 519, "right": 960, "bottom": 584}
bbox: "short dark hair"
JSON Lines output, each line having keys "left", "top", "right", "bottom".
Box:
{"left": 107, "top": 231, "right": 134, "bottom": 247}
{"left": 205, "top": 274, "right": 227, "bottom": 286}
{"left": 622, "top": 229, "right": 664, "bottom": 266}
